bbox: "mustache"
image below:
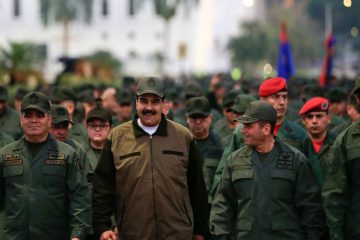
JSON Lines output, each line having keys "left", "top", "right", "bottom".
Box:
{"left": 142, "top": 109, "right": 157, "bottom": 115}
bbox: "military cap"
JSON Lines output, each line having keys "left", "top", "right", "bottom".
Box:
{"left": 324, "top": 87, "right": 347, "bottom": 103}
{"left": 351, "top": 77, "right": 360, "bottom": 95}
{"left": 299, "top": 97, "right": 329, "bottom": 115}
{"left": 78, "top": 89, "right": 95, "bottom": 103}
{"left": 86, "top": 106, "right": 112, "bottom": 124}
{"left": 136, "top": 77, "right": 164, "bottom": 98}
{"left": 258, "top": 77, "right": 287, "bottom": 97}
{"left": 116, "top": 88, "right": 133, "bottom": 104}
{"left": 231, "top": 94, "right": 257, "bottom": 114}
{"left": 0, "top": 85, "right": 8, "bottom": 101}
{"left": 184, "top": 82, "right": 203, "bottom": 99}
{"left": 186, "top": 96, "right": 211, "bottom": 117}
{"left": 21, "top": 91, "right": 51, "bottom": 113}
{"left": 14, "top": 87, "right": 29, "bottom": 100}
{"left": 236, "top": 100, "right": 276, "bottom": 123}
{"left": 165, "top": 88, "right": 180, "bottom": 104}
{"left": 301, "top": 84, "right": 324, "bottom": 103}
{"left": 50, "top": 104, "right": 73, "bottom": 124}
{"left": 222, "top": 89, "right": 241, "bottom": 108}
{"left": 51, "top": 86, "right": 77, "bottom": 103}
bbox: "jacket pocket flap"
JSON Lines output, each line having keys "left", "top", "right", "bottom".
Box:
{"left": 272, "top": 221, "right": 298, "bottom": 230}
{"left": 3, "top": 165, "right": 23, "bottom": 178}
{"left": 163, "top": 150, "right": 184, "bottom": 156}
{"left": 119, "top": 152, "right": 141, "bottom": 160}
{"left": 271, "top": 170, "right": 295, "bottom": 181}
{"left": 41, "top": 165, "right": 66, "bottom": 177}
{"left": 205, "top": 158, "right": 219, "bottom": 167}
{"left": 236, "top": 219, "right": 253, "bottom": 230}
{"left": 232, "top": 169, "right": 254, "bottom": 181}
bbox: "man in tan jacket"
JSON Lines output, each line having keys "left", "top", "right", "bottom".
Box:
{"left": 93, "top": 77, "right": 209, "bottom": 240}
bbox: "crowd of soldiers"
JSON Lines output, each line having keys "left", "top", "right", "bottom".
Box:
{"left": 0, "top": 73, "right": 359, "bottom": 240}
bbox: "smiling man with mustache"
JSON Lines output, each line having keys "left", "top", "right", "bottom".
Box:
{"left": 93, "top": 77, "right": 209, "bottom": 240}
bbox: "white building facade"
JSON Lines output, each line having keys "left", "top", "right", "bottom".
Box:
{"left": 0, "top": 0, "right": 264, "bottom": 81}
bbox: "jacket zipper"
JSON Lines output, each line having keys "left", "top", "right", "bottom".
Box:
{"left": 149, "top": 134, "right": 160, "bottom": 239}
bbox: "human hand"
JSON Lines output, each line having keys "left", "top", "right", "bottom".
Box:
{"left": 193, "top": 234, "right": 205, "bottom": 240}
{"left": 100, "top": 230, "right": 118, "bottom": 240}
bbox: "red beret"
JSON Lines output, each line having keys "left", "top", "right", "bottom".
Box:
{"left": 258, "top": 77, "right": 287, "bottom": 97}
{"left": 299, "top": 97, "right": 329, "bottom": 115}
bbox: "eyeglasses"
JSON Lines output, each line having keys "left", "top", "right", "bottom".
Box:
{"left": 88, "top": 124, "right": 110, "bottom": 130}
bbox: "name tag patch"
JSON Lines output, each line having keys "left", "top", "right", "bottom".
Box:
{"left": 46, "top": 152, "right": 66, "bottom": 165}
{"left": 4, "top": 154, "right": 22, "bottom": 166}
{"left": 277, "top": 153, "right": 294, "bottom": 170}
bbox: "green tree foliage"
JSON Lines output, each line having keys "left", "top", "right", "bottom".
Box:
{"left": 86, "top": 50, "right": 122, "bottom": 75}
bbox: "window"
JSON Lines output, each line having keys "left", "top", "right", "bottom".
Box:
{"left": 13, "top": 0, "right": 20, "bottom": 17}
{"left": 102, "top": 0, "right": 108, "bottom": 17}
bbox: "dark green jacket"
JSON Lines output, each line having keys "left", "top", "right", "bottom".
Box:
{"left": 93, "top": 114, "right": 209, "bottom": 239}
{"left": 322, "top": 120, "right": 360, "bottom": 240}
{"left": 211, "top": 118, "right": 315, "bottom": 198}
{"left": 0, "top": 134, "right": 91, "bottom": 240}
{"left": 0, "top": 108, "right": 22, "bottom": 140}
{"left": 196, "top": 132, "right": 223, "bottom": 203}
{"left": 212, "top": 118, "right": 234, "bottom": 149}
{"left": 306, "top": 132, "right": 336, "bottom": 186}
{"left": 68, "top": 122, "right": 89, "bottom": 148}
{"left": 0, "top": 132, "right": 14, "bottom": 149}
{"left": 210, "top": 138, "right": 323, "bottom": 240}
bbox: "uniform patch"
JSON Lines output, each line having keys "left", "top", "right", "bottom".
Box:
{"left": 233, "top": 165, "right": 252, "bottom": 170}
{"left": 45, "top": 159, "right": 66, "bottom": 165}
{"left": 277, "top": 153, "right": 294, "bottom": 170}
{"left": 48, "top": 152, "right": 65, "bottom": 160}
{"left": 4, "top": 154, "right": 22, "bottom": 166}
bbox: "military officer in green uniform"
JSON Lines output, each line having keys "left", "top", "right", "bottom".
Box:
{"left": 51, "top": 86, "right": 89, "bottom": 148}
{"left": 84, "top": 106, "right": 112, "bottom": 189}
{"left": 49, "top": 104, "right": 89, "bottom": 180}
{"left": 0, "top": 85, "right": 22, "bottom": 140}
{"left": 186, "top": 96, "right": 223, "bottom": 203}
{"left": 211, "top": 77, "right": 313, "bottom": 197}
{"left": 0, "top": 91, "right": 91, "bottom": 240}
{"left": 210, "top": 100, "right": 323, "bottom": 240}
{"left": 213, "top": 90, "right": 241, "bottom": 148}
{"left": 112, "top": 88, "right": 134, "bottom": 127}
{"left": 299, "top": 97, "right": 335, "bottom": 185}
{"left": 322, "top": 78, "right": 360, "bottom": 240}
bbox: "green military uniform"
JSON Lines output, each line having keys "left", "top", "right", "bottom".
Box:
{"left": 0, "top": 108, "right": 22, "bottom": 140}
{"left": 0, "top": 132, "right": 14, "bottom": 149}
{"left": 210, "top": 100, "right": 322, "bottom": 240}
{"left": 0, "top": 132, "right": 13, "bottom": 238}
{"left": 211, "top": 118, "right": 315, "bottom": 197}
{"left": 212, "top": 118, "right": 234, "bottom": 148}
{"left": 322, "top": 119, "right": 360, "bottom": 239}
{"left": 68, "top": 122, "right": 89, "bottom": 147}
{"left": 210, "top": 139, "right": 323, "bottom": 239}
{"left": 196, "top": 132, "right": 223, "bottom": 203}
{"left": 0, "top": 134, "right": 91, "bottom": 240}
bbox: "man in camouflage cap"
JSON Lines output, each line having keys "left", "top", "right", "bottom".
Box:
{"left": 0, "top": 85, "right": 22, "bottom": 140}
{"left": 0, "top": 91, "right": 91, "bottom": 240}
{"left": 186, "top": 96, "right": 223, "bottom": 206}
{"left": 323, "top": 77, "right": 360, "bottom": 239}
{"left": 210, "top": 100, "right": 323, "bottom": 239}
{"left": 93, "top": 77, "right": 209, "bottom": 240}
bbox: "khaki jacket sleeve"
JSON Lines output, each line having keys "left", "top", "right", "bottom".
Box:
{"left": 322, "top": 137, "right": 347, "bottom": 240}
{"left": 67, "top": 152, "right": 92, "bottom": 240}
